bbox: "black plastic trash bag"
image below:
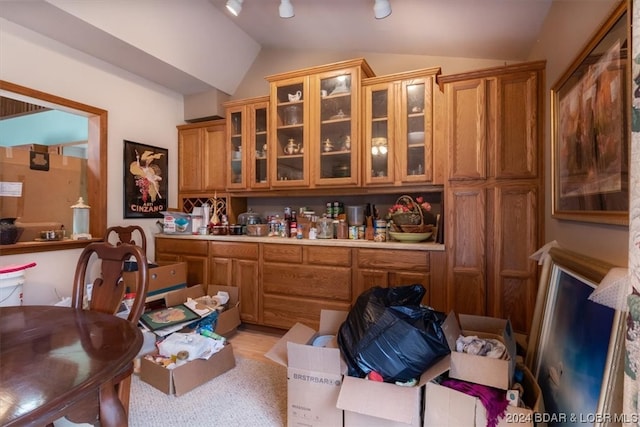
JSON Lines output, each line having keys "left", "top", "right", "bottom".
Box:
{"left": 337, "top": 284, "right": 450, "bottom": 383}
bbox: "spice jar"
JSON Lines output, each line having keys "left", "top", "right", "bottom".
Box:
{"left": 337, "top": 219, "right": 348, "bottom": 239}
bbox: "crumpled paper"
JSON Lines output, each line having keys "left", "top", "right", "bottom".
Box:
{"left": 158, "top": 332, "right": 225, "bottom": 361}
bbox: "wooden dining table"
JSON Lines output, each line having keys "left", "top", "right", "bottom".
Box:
{"left": 0, "top": 305, "right": 142, "bottom": 427}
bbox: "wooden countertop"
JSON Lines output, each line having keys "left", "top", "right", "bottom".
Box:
{"left": 155, "top": 233, "right": 445, "bottom": 251}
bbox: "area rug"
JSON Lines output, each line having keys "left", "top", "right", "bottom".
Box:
{"left": 129, "top": 356, "right": 287, "bottom": 427}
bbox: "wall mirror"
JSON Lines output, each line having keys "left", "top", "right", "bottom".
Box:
{"left": 0, "top": 80, "right": 107, "bottom": 254}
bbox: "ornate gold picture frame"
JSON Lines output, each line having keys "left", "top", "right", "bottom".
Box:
{"left": 551, "top": 2, "right": 629, "bottom": 225}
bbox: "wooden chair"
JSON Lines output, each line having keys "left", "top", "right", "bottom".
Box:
{"left": 66, "top": 241, "right": 149, "bottom": 424}
{"left": 105, "top": 225, "right": 147, "bottom": 254}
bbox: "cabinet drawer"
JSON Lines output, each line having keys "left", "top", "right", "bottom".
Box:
{"left": 357, "top": 249, "right": 430, "bottom": 271}
{"left": 209, "top": 242, "right": 258, "bottom": 259}
{"left": 263, "top": 263, "right": 351, "bottom": 301}
{"left": 156, "top": 238, "right": 208, "bottom": 256}
{"left": 262, "top": 294, "right": 351, "bottom": 330}
{"left": 306, "top": 246, "right": 351, "bottom": 267}
{"left": 263, "top": 244, "right": 302, "bottom": 263}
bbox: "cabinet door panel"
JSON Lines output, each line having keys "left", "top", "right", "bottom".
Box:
{"left": 489, "top": 183, "right": 539, "bottom": 333}
{"left": 354, "top": 269, "right": 388, "bottom": 303}
{"left": 447, "top": 186, "right": 486, "bottom": 315}
{"left": 210, "top": 257, "right": 233, "bottom": 287}
{"left": 236, "top": 259, "right": 259, "bottom": 322}
{"left": 495, "top": 72, "right": 538, "bottom": 179}
{"left": 447, "top": 79, "right": 487, "bottom": 180}
{"left": 203, "top": 123, "right": 226, "bottom": 190}
{"left": 178, "top": 128, "right": 203, "bottom": 191}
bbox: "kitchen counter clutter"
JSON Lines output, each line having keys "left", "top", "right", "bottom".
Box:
{"left": 155, "top": 232, "right": 445, "bottom": 251}
{"left": 155, "top": 233, "right": 447, "bottom": 330}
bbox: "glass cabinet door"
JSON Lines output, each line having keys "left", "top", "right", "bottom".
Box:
{"left": 315, "top": 70, "right": 358, "bottom": 186}
{"left": 227, "top": 107, "right": 246, "bottom": 189}
{"left": 399, "top": 78, "right": 433, "bottom": 183}
{"left": 270, "top": 78, "right": 308, "bottom": 187}
{"left": 249, "top": 100, "right": 269, "bottom": 188}
{"left": 363, "top": 81, "right": 395, "bottom": 185}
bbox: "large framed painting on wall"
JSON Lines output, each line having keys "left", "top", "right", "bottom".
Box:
{"left": 123, "top": 140, "right": 167, "bottom": 219}
{"left": 551, "top": 1, "right": 629, "bottom": 225}
{"left": 526, "top": 247, "right": 625, "bottom": 426}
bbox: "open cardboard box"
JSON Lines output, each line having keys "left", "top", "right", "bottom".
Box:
{"left": 337, "top": 357, "right": 450, "bottom": 427}
{"left": 139, "top": 342, "right": 236, "bottom": 396}
{"left": 441, "top": 312, "right": 516, "bottom": 390}
{"left": 164, "top": 284, "right": 241, "bottom": 337}
{"left": 265, "top": 310, "right": 348, "bottom": 427}
{"left": 424, "top": 363, "right": 543, "bottom": 427}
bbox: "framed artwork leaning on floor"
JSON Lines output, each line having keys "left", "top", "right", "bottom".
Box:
{"left": 525, "top": 247, "right": 625, "bottom": 426}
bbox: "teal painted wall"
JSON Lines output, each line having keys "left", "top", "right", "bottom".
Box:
{"left": 0, "top": 110, "right": 87, "bottom": 146}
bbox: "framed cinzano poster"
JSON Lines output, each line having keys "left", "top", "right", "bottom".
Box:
{"left": 123, "top": 140, "right": 167, "bottom": 219}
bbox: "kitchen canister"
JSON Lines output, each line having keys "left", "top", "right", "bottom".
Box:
{"left": 374, "top": 219, "right": 387, "bottom": 242}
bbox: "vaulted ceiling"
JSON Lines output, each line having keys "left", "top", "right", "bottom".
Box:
{"left": 0, "top": 0, "right": 555, "bottom": 97}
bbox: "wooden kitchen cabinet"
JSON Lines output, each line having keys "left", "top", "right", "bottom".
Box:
{"left": 362, "top": 67, "right": 444, "bottom": 186}
{"left": 224, "top": 96, "right": 270, "bottom": 190}
{"left": 439, "top": 61, "right": 545, "bottom": 334}
{"left": 266, "top": 58, "right": 375, "bottom": 189}
{"left": 261, "top": 244, "right": 352, "bottom": 329}
{"left": 155, "top": 237, "right": 209, "bottom": 286}
{"left": 209, "top": 242, "right": 260, "bottom": 323}
{"left": 354, "top": 248, "right": 436, "bottom": 308}
{"left": 177, "top": 119, "right": 226, "bottom": 193}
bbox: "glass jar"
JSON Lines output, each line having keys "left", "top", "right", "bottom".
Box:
{"left": 316, "top": 215, "right": 333, "bottom": 239}
{"left": 336, "top": 219, "right": 348, "bottom": 239}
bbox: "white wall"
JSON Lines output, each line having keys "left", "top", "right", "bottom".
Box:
{"left": 0, "top": 19, "right": 184, "bottom": 304}
{"left": 528, "top": 0, "right": 628, "bottom": 266}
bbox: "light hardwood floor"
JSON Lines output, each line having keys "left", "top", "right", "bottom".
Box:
{"left": 227, "top": 323, "right": 286, "bottom": 364}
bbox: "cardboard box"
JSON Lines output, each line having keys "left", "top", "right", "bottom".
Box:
{"left": 423, "top": 364, "right": 543, "bottom": 427}
{"left": 265, "top": 310, "right": 348, "bottom": 427}
{"left": 337, "top": 357, "right": 450, "bottom": 427}
{"left": 122, "top": 262, "right": 188, "bottom": 297}
{"left": 164, "top": 284, "right": 241, "bottom": 337}
{"left": 139, "top": 342, "right": 236, "bottom": 396}
{"left": 441, "top": 312, "right": 516, "bottom": 390}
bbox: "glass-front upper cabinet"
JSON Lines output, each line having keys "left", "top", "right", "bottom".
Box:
{"left": 314, "top": 69, "right": 359, "bottom": 186}
{"left": 226, "top": 105, "right": 245, "bottom": 189}
{"left": 269, "top": 76, "right": 309, "bottom": 188}
{"left": 363, "top": 79, "right": 395, "bottom": 185}
{"left": 224, "top": 96, "right": 270, "bottom": 190}
{"left": 399, "top": 74, "right": 437, "bottom": 184}
{"left": 362, "top": 67, "right": 441, "bottom": 186}
{"left": 248, "top": 97, "right": 269, "bottom": 189}
{"left": 267, "top": 58, "right": 374, "bottom": 189}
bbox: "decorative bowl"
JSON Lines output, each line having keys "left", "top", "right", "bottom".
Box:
{"left": 389, "top": 231, "right": 432, "bottom": 243}
{"left": 407, "top": 131, "right": 425, "bottom": 145}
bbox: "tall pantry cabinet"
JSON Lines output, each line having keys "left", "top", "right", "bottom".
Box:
{"left": 438, "top": 61, "right": 545, "bottom": 334}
